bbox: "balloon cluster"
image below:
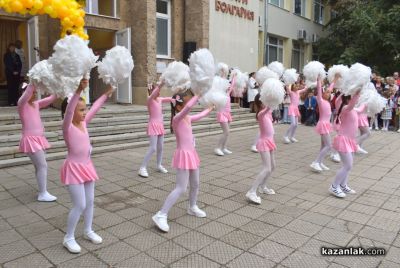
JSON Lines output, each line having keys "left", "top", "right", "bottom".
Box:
{"left": 0, "top": 0, "right": 88, "bottom": 40}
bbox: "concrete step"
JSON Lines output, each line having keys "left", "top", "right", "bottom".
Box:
{"left": 0, "top": 124, "right": 258, "bottom": 168}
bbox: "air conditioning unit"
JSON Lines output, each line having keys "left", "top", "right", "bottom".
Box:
{"left": 298, "top": 29, "right": 307, "bottom": 40}
{"left": 258, "top": 16, "right": 264, "bottom": 31}
{"left": 312, "top": 34, "right": 319, "bottom": 43}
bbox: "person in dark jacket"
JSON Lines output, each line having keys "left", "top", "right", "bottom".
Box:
{"left": 304, "top": 91, "right": 317, "bottom": 126}
{"left": 3, "top": 43, "right": 22, "bottom": 106}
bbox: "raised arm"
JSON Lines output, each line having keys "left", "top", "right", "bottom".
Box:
{"left": 62, "top": 93, "right": 80, "bottom": 134}
{"left": 85, "top": 94, "right": 107, "bottom": 124}
{"left": 344, "top": 92, "right": 361, "bottom": 112}
{"left": 286, "top": 84, "right": 292, "bottom": 94}
{"left": 173, "top": 95, "right": 200, "bottom": 122}
{"left": 17, "top": 84, "right": 35, "bottom": 107}
{"left": 160, "top": 97, "right": 173, "bottom": 104}
{"left": 257, "top": 107, "right": 270, "bottom": 120}
{"left": 148, "top": 85, "right": 161, "bottom": 101}
{"left": 191, "top": 107, "right": 212, "bottom": 122}
{"left": 316, "top": 78, "right": 323, "bottom": 103}
{"left": 38, "top": 94, "right": 57, "bottom": 109}
{"left": 298, "top": 86, "right": 308, "bottom": 95}
{"left": 354, "top": 103, "right": 367, "bottom": 114}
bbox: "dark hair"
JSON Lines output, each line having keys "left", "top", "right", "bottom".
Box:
{"left": 7, "top": 43, "right": 15, "bottom": 50}
{"left": 254, "top": 93, "right": 262, "bottom": 119}
{"left": 61, "top": 97, "right": 84, "bottom": 119}
{"left": 249, "top": 72, "right": 255, "bottom": 78}
{"left": 335, "top": 95, "right": 351, "bottom": 124}
{"left": 170, "top": 90, "right": 193, "bottom": 133}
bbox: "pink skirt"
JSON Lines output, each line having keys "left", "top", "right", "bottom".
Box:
{"left": 19, "top": 135, "right": 51, "bottom": 153}
{"left": 172, "top": 149, "right": 200, "bottom": 170}
{"left": 358, "top": 114, "right": 369, "bottom": 127}
{"left": 315, "top": 121, "right": 332, "bottom": 135}
{"left": 288, "top": 105, "right": 300, "bottom": 117}
{"left": 217, "top": 112, "right": 232, "bottom": 123}
{"left": 147, "top": 121, "right": 165, "bottom": 136}
{"left": 61, "top": 159, "right": 99, "bottom": 185}
{"left": 333, "top": 135, "right": 358, "bottom": 153}
{"left": 256, "top": 138, "right": 276, "bottom": 152}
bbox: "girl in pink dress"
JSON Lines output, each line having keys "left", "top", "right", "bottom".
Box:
{"left": 214, "top": 75, "right": 236, "bottom": 156}
{"left": 61, "top": 79, "right": 114, "bottom": 253}
{"left": 153, "top": 91, "right": 213, "bottom": 232}
{"left": 329, "top": 90, "right": 361, "bottom": 198}
{"left": 355, "top": 104, "right": 370, "bottom": 154}
{"left": 283, "top": 83, "right": 308, "bottom": 143}
{"left": 138, "top": 81, "right": 173, "bottom": 178}
{"left": 310, "top": 75, "right": 338, "bottom": 172}
{"left": 246, "top": 94, "right": 276, "bottom": 204}
{"left": 18, "top": 84, "right": 57, "bottom": 202}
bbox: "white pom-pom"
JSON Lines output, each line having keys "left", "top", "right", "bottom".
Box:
{"left": 303, "top": 61, "right": 326, "bottom": 86}
{"left": 255, "top": 67, "right": 279, "bottom": 86}
{"left": 49, "top": 35, "right": 98, "bottom": 78}
{"left": 342, "top": 63, "right": 372, "bottom": 96}
{"left": 327, "top": 65, "right": 349, "bottom": 89}
{"left": 268, "top": 61, "right": 285, "bottom": 77}
{"left": 97, "top": 46, "right": 134, "bottom": 87}
{"left": 216, "top": 62, "right": 229, "bottom": 78}
{"left": 200, "top": 76, "right": 229, "bottom": 110}
{"left": 28, "top": 60, "right": 57, "bottom": 95}
{"left": 230, "top": 69, "right": 248, "bottom": 97}
{"left": 189, "top": 48, "right": 216, "bottom": 96}
{"left": 358, "top": 82, "right": 386, "bottom": 116}
{"left": 160, "top": 61, "right": 191, "bottom": 94}
{"left": 260, "top": 78, "right": 285, "bottom": 109}
{"left": 282, "top": 68, "right": 299, "bottom": 86}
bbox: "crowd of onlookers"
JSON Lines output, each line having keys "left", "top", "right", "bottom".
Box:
{"left": 235, "top": 71, "right": 400, "bottom": 132}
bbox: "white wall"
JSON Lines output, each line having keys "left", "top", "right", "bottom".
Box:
{"left": 209, "top": 0, "right": 260, "bottom": 73}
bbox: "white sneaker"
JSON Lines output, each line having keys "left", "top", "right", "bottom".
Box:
{"left": 258, "top": 187, "right": 276, "bottom": 195}
{"left": 310, "top": 162, "right": 323, "bottom": 173}
{"left": 251, "top": 145, "right": 258, "bottom": 153}
{"left": 63, "top": 237, "right": 81, "bottom": 254}
{"left": 397, "top": 129, "right": 400, "bottom": 133}
{"left": 283, "top": 136, "right": 291, "bottom": 144}
{"left": 356, "top": 146, "right": 368, "bottom": 155}
{"left": 369, "top": 127, "right": 372, "bottom": 130}
{"left": 374, "top": 127, "right": 379, "bottom": 131}
{"left": 329, "top": 185, "right": 346, "bottom": 198}
{"left": 157, "top": 166, "right": 168, "bottom": 174}
{"left": 330, "top": 153, "right": 341, "bottom": 163}
{"left": 246, "top": 191, "right": 261, "bottom": 204}
{"left": 320, "top": 163, "right": 330, "bottom": 171}
{"left": 340, "top": 184, "right": 356, "bottom": 194}
{"left": 138, "top": 167, "right": 149, "bottom": 178}
{"left": 38, "top": 192, "right": 57, "bottom": 202}
{"left": 290, "top": 137, "right": 299, "bottom": 143}
{"left": 222, "top": 148, "right": 232, "bottom": 155}
{"left": 152, "top": 211, "right": 169, "bottom": 232}
{"left": 214, "top": 148, "right": 224, "bottom": 156}
{"left": 188, "top": 205, "right": 207, "bottom": 218}
{"left": 84, "top": 231, "right": 102, "bottom": 244}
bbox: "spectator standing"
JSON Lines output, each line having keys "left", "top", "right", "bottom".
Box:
{"left": 3, "top": 43, "right": 22, "bottom": 106}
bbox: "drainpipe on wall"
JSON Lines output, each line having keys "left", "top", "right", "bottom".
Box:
{"left": 263, "top": 0, "right": 269, "bottom": 66}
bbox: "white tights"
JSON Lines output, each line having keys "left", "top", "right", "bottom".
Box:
{"left": 285, "top": 115, "right": 298, "bottom": 138}
{"left": 217, "top": 122, "right": 230, "bottom": 149}
{"left": 141, "top": 135, "right": 164, "bottom": 168}
{"left": 27, "top": 150, "right": 48, "bottom": 194}
{"left": 65, "top": 181, "right": 95, "bottom": 240}
{"left": 252, "top": 132, "right": 260, "bottom": 147}
{"left": 160, "top": 169, "right": 199, "bottom": 215}
{"left": 315, "top": 134, "right": 331, "bottom": 164}
{"left": 332, "top": 152, "right": 353, "bottom": 187}
{"left": 249, "top": 151, "right": 275, "bottom": 193}
{"left": 370, "top": 115, "right": 379, "bottom": 129}
{"left": 357, "top": 126, "right": 370, "bottom": 146}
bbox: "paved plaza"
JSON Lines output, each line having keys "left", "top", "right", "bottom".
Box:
{"left": 0, "top": 124, "right": 399, "bottom": 267}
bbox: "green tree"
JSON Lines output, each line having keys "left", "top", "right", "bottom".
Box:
{"left": 318, "top": 0, "right": 400, "bottom": 75}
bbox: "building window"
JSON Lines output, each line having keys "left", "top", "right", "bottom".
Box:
{"left": 292, "top": 41, "right": 304, "bottom": 71}
{"left": 314, "top": 0, "right": 324, "bottom": 24}
{"left": 85, "top": 0, "right": 119, "bottom": 18}
{"left": 156, "top": 0, "right": 171, "bottom": 57}
{"left": 294, "top": 0, "right": 306, "bottom": 16}
{"left": 269, "top": 0, "right": 284, "bottom": 8}
{"left": 312, "top": 45, "right": 319, "bottom": 61}
{"left": 330, "top": 10, "right": 338, "bottom": 20}
{"left": 267, "top": 36, "right": 284, "bottom": 64}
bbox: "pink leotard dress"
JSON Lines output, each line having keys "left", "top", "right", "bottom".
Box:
{"left": 332, "top": 93, "right": 361, "bottom": 153}
{"left": 172, "top": 96, "right": 211, "bottom": 170}
{"left": 315, "top": 81, "right": 334, "bottom": 135}
{"left": 216, "top": 77, "right": 236, "bottom": 123}
{"left": 61, "top": 93, "right": 108, "bottom": 185}
{"left": 355, "top": 104, "right": 369, "bottom": 127}
{"left": 18, "top": 85, "right": 57, "bottom": 153}
{"left": 256, "top": 108, "right": 276, "bottom": 152}
{"left": 288, "top": 85, "right": 308, "bottom": 117}
{"left": 147, "top": 85, "right": 173, "bottom": 136}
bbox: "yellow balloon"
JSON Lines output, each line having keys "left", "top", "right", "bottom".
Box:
{"left": 33, "top": 0, "right": 43, "bottom": 10}
{"left": 11, "top": 1, "right": 24, "bottom": 12}
{"left": 74, "top": 16, "right": 84, "bottom": 27}
{"left": 57, "top": 5, "right": 69, "bottom": 18}
{"left": 21, "top": 0, "right": 34, "bottom": 8}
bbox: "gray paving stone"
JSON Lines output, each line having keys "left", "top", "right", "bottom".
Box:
{"left": 124, "top": 230, "right": 167, "bottom": 251}
{"left": 58, "top": 253, "right": 107, "bottom": 268}
{"left": 227, "top": 252, "right": 276, "bottom": 268}
{"left": 115, "top": 253, "right": 164, "bottom": 268}
{"left": 285, "top": 219, "right": 323, "bottom": 237}
{"left": 16, "top": 221, "right": 54, "bottom": 238}
{"left": 104, "top": 221, "right": 144, "bottom": 239}
{"left": 384, "top": 246, "right": 400, "bottom": 264}
{"left": 282, "top": 251, "right": 329, "bottom": 268}
{"left": 198, "top": 240, "right": 243, "bottom": 265}
{"left": 197, "top": 221, "right": 235, "bottom": 239}
{"left": 27, "top": 229, "right": 64, "bottom": 250}
{"left": 314, "top": 228, "right": 355, "bottom": 247}
{"left": 249, "top": 239, "right": 294, "bottom": 263}
{"left": 269, "top": 228, "right": 310, "bottom": 249}
{"left": 173, "top": 230, "right": 215, "bottom": 251}
{"left": 221, "top": 229, "right": 263, "bottom": 250}
{"left": 3, "top": 253, "right": 53, "bottom": 268}
{"left": 95, "top": 241, "right": 139, "bottom": 265}
{"left": 41, "top": 243, "right": 86, "bottom": 265}
{"left": 240, "top": 220, "right": 279, "bottom": 238}
{"left": 171, "top": 253, "right": 220, "bottom": 268}
{"left": 216, "top": 213, "right": 252, "bottom": 228}
{"left": 146, "top": 240, "right": 190, "bottom": 265}
{"left": 0, "top": 229, "right": 23, "bottom": 246}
